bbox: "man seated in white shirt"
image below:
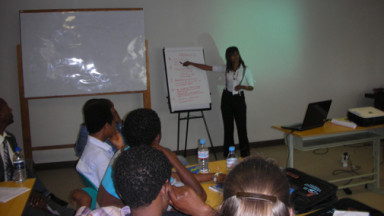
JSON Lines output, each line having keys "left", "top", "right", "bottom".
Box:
{"left": 76, "top": 99, "right": 124, "bottom": 189}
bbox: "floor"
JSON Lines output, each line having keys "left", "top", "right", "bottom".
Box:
{"left": 36, "top": 142, "right": 384, "bottom": 213}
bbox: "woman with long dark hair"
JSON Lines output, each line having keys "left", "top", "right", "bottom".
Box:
{"left": 183, "top": 46, "right": 254, "bottom": 157}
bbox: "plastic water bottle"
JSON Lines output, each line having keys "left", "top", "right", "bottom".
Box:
{"left": 13, "top": 147, "right": 27, "bottom": 183}
{"left": 197, "top": 139, "right": 209, "bottom": 173}
{"left": 226, "top": 146, "right": 238, "bottom": 172}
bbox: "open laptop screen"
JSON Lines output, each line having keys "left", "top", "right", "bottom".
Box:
{"left": 282, "top": 100, "right": 332, "bottom": 131}
{"left": 301, "top": 100, "right": 332, "bottom": 130}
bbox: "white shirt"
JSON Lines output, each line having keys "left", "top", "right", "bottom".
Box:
{"left": 212, "top": 65, "right": 255, "bottom": 95}
{"left": 76, "top": 136, "right": 114, "bottom": 188}
{"left": 0, "top": 132, "right": 14, "bottom": 181}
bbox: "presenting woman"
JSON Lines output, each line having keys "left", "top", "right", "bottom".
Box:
{"left": 183, "top": 46, "right": 254, "bottom": 157}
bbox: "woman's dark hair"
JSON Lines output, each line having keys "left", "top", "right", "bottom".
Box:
{"left": 225, "top": 46, "right": 246, "bottom": 72}
{"left": 83, "top": 99, "right": 113, "bottom": 134}
{"left": 218, "top": 156, "right": 292, "bottom": 216}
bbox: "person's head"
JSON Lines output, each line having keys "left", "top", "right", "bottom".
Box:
{"left": 113, "top": 145, "right": 172, "bottom": 212}
{"left": 219, "top": 156, "right": 292, "bottom": 216}
{"left": 225, "top": 46, "right": 245, "bottom": 71}
{"left": 0, "top": 98, "right": 14, "bottom": 132}
{"left": 83, "top": 98, "right": 114, "bottom": 135}
{"left": 122, "top": 108, "right": 161, "bottom": 147}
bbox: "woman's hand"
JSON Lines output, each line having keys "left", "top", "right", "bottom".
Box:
{"left": 234, "top": 85, "right": 244, "bottom": 91}
{"left": 182, "top": 61, "right": 192, "bottom": 67}
{"left": 235, "top": 85, "right": 253, "bottom": 91}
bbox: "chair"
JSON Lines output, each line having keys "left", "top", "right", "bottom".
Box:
{"left": 79, "top": 173, "right": 98, "bottom": 210}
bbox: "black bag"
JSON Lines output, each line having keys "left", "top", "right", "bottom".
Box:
{"left": 285, "top": 168, "right": 338, "bottom": 214}
{"left": 306, "top": 198, "right": 384, "bottom": 216}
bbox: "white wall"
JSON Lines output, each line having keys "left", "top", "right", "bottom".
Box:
{"left": 1, "top": 0, "right": 383, "bottom": 163}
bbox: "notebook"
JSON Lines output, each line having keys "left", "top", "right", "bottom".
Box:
{"left": 281, "top": 100, "right": 332, "bottom": 131}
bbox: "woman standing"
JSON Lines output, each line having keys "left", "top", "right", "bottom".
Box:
{"left": 183, "top": 46, "right": 254, "bottom": 157}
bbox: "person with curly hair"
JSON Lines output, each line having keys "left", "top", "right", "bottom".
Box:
{"left": 76, "top": 145, "right": 214, "bottom": 216}
{"left": 97, "top": 108, "right": 213, "bottom": 208}
{"left": 114, "top": 145, "right": 172, "bottom": 213}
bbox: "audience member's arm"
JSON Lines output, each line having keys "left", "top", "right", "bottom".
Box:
{"left": 169, "top": 186, "right": 216, "bottom": 216}
{"left": 71, "top": 189, "right": 91, "bottom": 208}
{"left": 194, "top": 173, "right": 226, "bottom": 183}
{"left": 173, "top": 172, "right": 226, "bottom": 183}
{"left": 154, "top": 145, "right": 207, "bottom": 201}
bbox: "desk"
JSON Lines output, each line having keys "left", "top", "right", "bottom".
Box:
{"left": 0, "top": 178, "right": 35, "bottom": 216}
{"left": 200, "top": 160, "right": 227, "bottom": 209}
{"left": 272, "top": 121, "right": 384, "bottom": 194}
{"left": 201, "top": 160, "right": 316, "bottom": 216}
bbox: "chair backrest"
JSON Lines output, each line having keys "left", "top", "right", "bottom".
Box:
{"left": 79, "top": 173, "right": 98, "bottom": 210}
{"left": 79, "top": 173, "right": 98, "bottom": 191}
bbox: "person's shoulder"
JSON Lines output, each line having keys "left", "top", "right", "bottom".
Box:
{"left": 4, "top": 131, "right": 18, "bottom": 149}
{"left": 86, "top": 137, "right": 113, "bottom": 153}
{"left": 81, "top": 146, "right": 110, "bottom": 163}
{"left": 4, "top": 131, "right": 16, "bottom": 139}
{"left": 243, "top": 66, "right": 253, "bottom": 74}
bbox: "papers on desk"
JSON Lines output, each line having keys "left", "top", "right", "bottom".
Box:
{"left": 331, "top": 118, "right": 357, "bottom": 129}
{"left": 186, "top": 164, "right": 200, "bottom": 174}
{"left": 209, "top": 184, "right": 223, "bottom": 193}
{"left": 333, "top": 210, "right": 369, "bottom": 216}
{"left": 0, "top": 187, "right": 30, "bottom": 203}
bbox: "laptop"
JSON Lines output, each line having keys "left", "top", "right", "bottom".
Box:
{"left": 281, "top": 100, "right": 332, "bottom": 131}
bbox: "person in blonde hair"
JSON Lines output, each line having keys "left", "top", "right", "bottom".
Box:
{"left": 218, "top": 156, "right": 294, "bottom": 216}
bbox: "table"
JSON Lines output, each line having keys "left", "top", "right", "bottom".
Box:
{"left": 199, "top": 160, "right": 227, "bottom": 209}
{"left": 272, "top": 121, "right": 384, "bottom": 194}
{"left": 0, "top": 178, "right": 35, "bottom": 216}
{"left": 201, "top": 160, "right": 317, "bottom": 216}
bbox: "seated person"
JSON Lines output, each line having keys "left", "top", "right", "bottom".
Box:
{"left": 74, "top": 98, "right": 123, "bottom": 157}
{"left": 76, "top": 151, "right": 292, "bottom": 216}
{"left": 170, "top": 156, "right": 294, "bottom": 216}
{"left": 76, "top": 99, "right": 124, "bottom": 189}
{"left": 74, "top": 100, "right": 188, "bottom": 166}
{"left": 217, "top": 156, "right": 294, "bottom": 216}
{"left": 97, "top": 108, "right": 224, "bottom": 208}
{"left": 0, "top": 98, "right": 73, "bottom": 215}
{"left": 76, "top": 145, "right": 214, "bottom": 216}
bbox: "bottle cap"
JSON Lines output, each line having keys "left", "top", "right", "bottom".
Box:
{"left": 15, "top": 147, "right": 21, "bottom": 152}
{"left": 199, "top": 139, "right": 206, "bottom": 145}
{"left": 229, "top": 146, "right": 235, "bottom": 152}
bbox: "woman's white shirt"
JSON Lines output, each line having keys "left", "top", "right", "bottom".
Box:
{"left": 212, "top": 65, "right": 255, "bottom": 95}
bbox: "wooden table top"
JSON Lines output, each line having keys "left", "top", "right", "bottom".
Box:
{"left": 272, "top": 121, "right": 384, "bottom": 138}
{"left": 0, "top": 178, "right": 35, "bottom": 216}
